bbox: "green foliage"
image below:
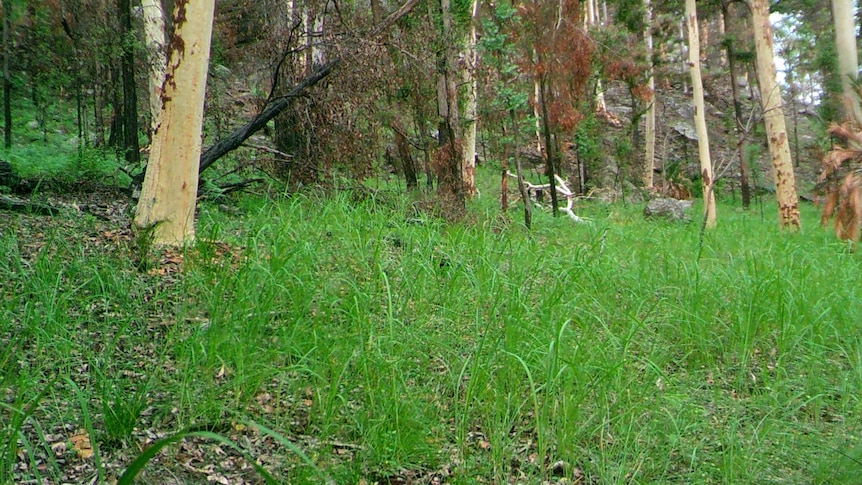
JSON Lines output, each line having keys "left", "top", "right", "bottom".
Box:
{"left": 94, "top": 366, "right": 150, "bottom": 447}
{"left": 3, "top": 144, "right": 127, "bottom": 186}
{"left": 814, "top": 32, "right": 841, "bottom": 121}
{"left": 574, "top": 113, "right": 602, "bottom": 188}
{"left": 2, "top": 169, "right": 862, "bottom": 482}
{"left": 450, "top": 0, "right": 473, "bottom": 26}
{"left": 606, "top": 0, "right": 645, "bottom": 33}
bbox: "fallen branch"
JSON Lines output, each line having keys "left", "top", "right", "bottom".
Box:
{"left": 198, "top": 61, "right": 338, "bottom": 174}
{"left": 506, "top": 172, "right": 590, "bottom": 223}
{"left": 197, "top": 0, "right": 422, "bottom": 175}
{"left": 242, "top": 143, "right": 294, "bottom": 160}
{"left": 218, "top": 178, "right": 265, "bottom": 195}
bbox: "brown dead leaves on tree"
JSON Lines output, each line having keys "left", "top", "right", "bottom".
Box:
{"left": 818, "top": 122, "right": 862, "bottom": 240}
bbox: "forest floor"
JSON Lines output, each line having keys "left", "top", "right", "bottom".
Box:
{"left": 2, "top": 174, "right": 862, "bottom": 484}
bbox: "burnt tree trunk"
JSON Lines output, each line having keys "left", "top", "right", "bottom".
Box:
{"left": 538, "top": 75, "right": 559, "bottom": 217}
{"left": 108, "top": 66, "right": 123, "bottom": 148}
{"left": 2, "top": 0, "right": 10, "bottom": 148}
{"left": 392, "top": 121, "right": 418, "bottom": 189}
{"left": 724, "top": 2, "right": 751, "bottom": 209}
{"left": 118, "top": 0, "right": 140, "bottom": 164}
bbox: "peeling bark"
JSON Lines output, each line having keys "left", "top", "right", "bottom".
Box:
{"left": 134, "top": 0, "right": 215, "bottom": 246}
{"left": 461, "top": 0, "right": 479, "bottom": 197}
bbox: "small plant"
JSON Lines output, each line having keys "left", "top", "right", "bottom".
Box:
{"left": 95, "top": 370, "right": 150, "bottom": 448}
{"left": 132, "top": 221, "right": 160, "bottom": 271}
{"left": 0, "top": 372, "right": 56, "bottom": 483}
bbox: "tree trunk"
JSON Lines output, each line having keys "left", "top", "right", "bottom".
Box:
{"left": 584, "top": 2, "right": 606, "bottom": 113}
{"left": 93, "top": 61, "right": 106, "bottom": 147}
{"left": 312, "top": 12, "right": 326, "bottom": 69}
{"left": 412, "top": 84, "right": 434, "bottom": 189}
{"left": 511, "top": 109, "right": 531, "bottom": 229}
{"left": 750, "top": 0, "right": 800, "bottom": 229}
{"left": 460, "top": 0, "right": 479, "bottom": 197}
{"left": 141, "top": 0, "right": 167, "bottom": 136}
{"left": 134, "top": 0, "right": 215, "bottom": 246}
{"left": 392, "top": 121, "right": 418, "bottom": 190}
{"left": 832, "top": 0, "right": 862, "bottom": 125}
{"left": 724, "top": 1, "right": 751, "bottom": 209}
{"left": 533, "top": 76, "right": 542, "bottom": 152}
{"left": 501, "top": 148, "right": 508, "bottom": 211}
{"left": 437, "top": 0, "right": 464, "bottom": 206}
{"left": 2, "top": 0, "right": 10, "bottom": 148}
{"left": 108, "top": 66, "right": 123, "bottom": 149}
{"left": 642, "top": 0, "right": 655, "bottom": 189}
{"left": 538, "top": 74, "right": 559, "bottom": 217}
{"left": 274, "top": 2, "right": 315, "bottom": 183}
{"left": 118, "top": 0, "right": 140, "bottom": 164}
{"left": 685, "top": 0, "right": 716, "bottom": 228}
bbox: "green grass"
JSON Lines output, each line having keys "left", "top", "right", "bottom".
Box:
{"left": 1, "top": 176, "right": 861, "bottom": 483}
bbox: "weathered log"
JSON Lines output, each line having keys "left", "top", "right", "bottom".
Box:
{"left": 0, "top": 195, "right": 59, "bottom": 215}
{"left": 0, "top": 160, "right": 32, "bottom": 194}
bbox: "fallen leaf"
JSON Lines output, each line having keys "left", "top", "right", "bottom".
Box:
{"left": 207, "top": 473, "right": 230, "bottom": 484}
{"left": 70, "top": 430, "right": 94, "bottom": 459}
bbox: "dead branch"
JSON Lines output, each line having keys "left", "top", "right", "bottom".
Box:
{"left": 218, "top": 178, "right": 266, "bottom": 195}
{"left": 506, "top": 171, "right": 589, "bottom": 223}
{"left": 198, "top": 61, "right": 338, "bottom": 174}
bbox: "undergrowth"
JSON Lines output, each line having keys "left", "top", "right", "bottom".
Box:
{"left": 1, "top": 184, "right": 861, "bottom": 484}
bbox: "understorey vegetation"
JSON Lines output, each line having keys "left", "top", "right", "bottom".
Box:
{"left": 2, "top": 175, "right": 861, "bottom": 483}
{"left": 4, "top": 0, "right": 862, "bottom": 482}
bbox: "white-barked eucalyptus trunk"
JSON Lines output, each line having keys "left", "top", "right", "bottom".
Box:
{"left": 585, "top": 0, "right": 606, "bottom": 112}
{"left": 141, "top": 0, "right": 166, "bottom": 134}
{"left": 832, "top": 0, "right": 862, "bottom": 125}
{"left": 461, "top": 0, "right": 479, "bottom": 197}
{"left": 685, "top": 0, "right": 716, "bottom": 228}
{"left": 750, "top": 0, "right": 801, "bottom": 229}
{"left": 134, "top": 0, "right": 216, "bottom": 246}
{"left": 643, "top": 0, "right": 656, "bottom": 189}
